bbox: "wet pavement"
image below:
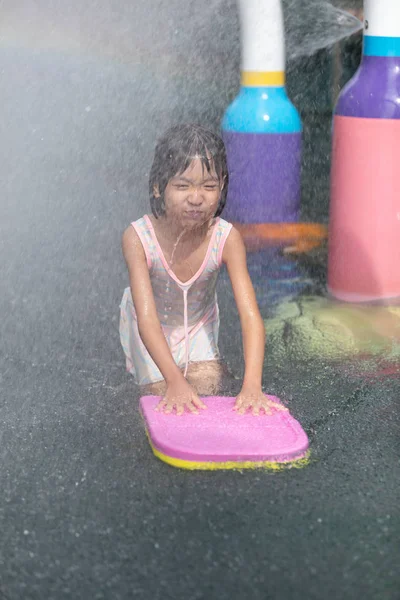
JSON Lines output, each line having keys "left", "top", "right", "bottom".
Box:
{"left": 1, "top": 3, "right": 399, "bottom": 600}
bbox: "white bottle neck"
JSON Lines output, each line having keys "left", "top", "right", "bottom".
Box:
{"left": 239, "top": 0, "right": 285, "bottom": 72}
{"left": 364, "top": 0, "right": 400, "bottom": 38}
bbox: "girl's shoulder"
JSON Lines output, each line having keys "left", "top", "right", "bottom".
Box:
{"left": 128, "top": 214, "right": 155, "bottom": 238}
{"left": 122, "top": 215, "right": 156, "bottom": 269}
{"left": 130, "top": 214, "right": 148, "bottom": 228}
{"left": 214, "top": 217, "right": 233, "bottom": 244}
{"left": 209, "top": 217, "right": 234, "bottom": 267}
{"left": 215, "top": 216, "right": 233, "bottom": 233}
{"left": 121, "top": 216, "right": 150, "bottom": 245}
{"left": 217, "top": 216, "right": 231, "bottom": 226}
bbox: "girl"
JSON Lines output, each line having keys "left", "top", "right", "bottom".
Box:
{"left": 119, "top": 124, "right": 286, "bottom": 416}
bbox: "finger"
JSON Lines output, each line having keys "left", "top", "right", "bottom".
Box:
{"left": 177, "top": 404, "right": 185, "bottom": 416}
{"left": 275, "top": 403, "right": 289, "bottom": 411}
{"left": 264, "top": 396, "right": 288, "bottom": 411}
{"left": 269, "top": 401, "right": 288, "bottom": 412}
{"left": 237, "top": 398, "right": 254, "bottom": 413}
{"left": 192, "top": 397, "right": 207, "bottom": 410}
{"left": 155, "top": 400, "right": 167, "bottom": 412}
{"left": 186, "top": 403, "right": 199, "bottom": 414}
{"left": 233, "top": 397, "right": 244, "bottom": 411}
{"left": 253, "top": 402, "right": 271, "bottom": 416}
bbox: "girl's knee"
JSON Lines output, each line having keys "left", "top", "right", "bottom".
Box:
{"left": 186, "top": 361, "right": 225, "bottom": 395}
{"left": 141, "top": 380, "right": 167, "bottom": 396}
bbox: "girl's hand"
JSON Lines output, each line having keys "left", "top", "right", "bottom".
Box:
{"left": 155, "top": 378, "right": 207, "bottom": 416}
{"left": 233, "top": 386, "right": 289, "bottom": 416}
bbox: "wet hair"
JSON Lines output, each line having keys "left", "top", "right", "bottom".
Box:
{"left": 149, "top": 123, "right": 229, "bottom": 219}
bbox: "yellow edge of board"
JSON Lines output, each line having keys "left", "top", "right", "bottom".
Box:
{"left": 146, "top": 431, "right": 310, "bottom": 471}
{"left": 241, "top": 70, "right": 285, "bottom": 87}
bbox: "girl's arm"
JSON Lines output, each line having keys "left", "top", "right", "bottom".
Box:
{"left": 222, "top": 227, "right": 265, "bottom": 388}
{"left": 122, "top": 227, "right": 206, "bottom": 414}
{"left": 222, "top": 227, "right": 286, "bottom": 415}
{"left": 122, "top": 226, "right": 184, "bottom": 385}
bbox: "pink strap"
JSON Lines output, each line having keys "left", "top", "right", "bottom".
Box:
{"left": 144, "top": 214, "right": 221, "bottom": 287}
{"left": 131, "top": 221, "right": 152, "bottom": 269}
{"left": 217, "top": 222, "right": 233, "bottom": 266}
{"left": 183, "top": 288, "right": 189, "bottom": 377}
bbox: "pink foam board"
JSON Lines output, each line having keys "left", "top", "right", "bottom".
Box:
{"left": 140, "top": 395, "right": 309, "bottom": 463}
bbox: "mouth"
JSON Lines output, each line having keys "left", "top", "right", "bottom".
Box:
{"left": 185, "top": 211, "right": 205, "bottom": 220}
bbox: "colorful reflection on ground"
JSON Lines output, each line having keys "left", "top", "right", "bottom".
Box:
{"left": 235, "top": 224, "right": 400, "bottom": 383}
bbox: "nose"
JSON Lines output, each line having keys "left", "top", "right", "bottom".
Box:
{"left": 187, "top": 187, "right": 204, "bottom": 206}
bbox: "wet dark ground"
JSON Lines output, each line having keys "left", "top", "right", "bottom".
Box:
{"left": 1, "top": 11, "right": 400, "bottom": 600}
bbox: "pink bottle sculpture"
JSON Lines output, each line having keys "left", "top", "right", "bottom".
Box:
{"left": 328, "top": 0, "right": 400, "bottom": 303}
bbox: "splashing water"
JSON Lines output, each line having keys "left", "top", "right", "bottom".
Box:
{"left": 165, "top": 229, "right": 185, "bottom": 301}
{"left": 0, "top": 0, "right": 365, "bottom": 369}
{"left": 169, "top": 229, "right": 187, "bottom": 269}
{"left": 284, "top": 0, "right": 363, "bottom": 59}
{"left": 1, "top": 1, "right": 363, "bottom": 69}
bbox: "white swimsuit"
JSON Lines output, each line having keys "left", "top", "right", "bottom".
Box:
{"left": 119, "top": 215, "right": 233, "bottom": 385}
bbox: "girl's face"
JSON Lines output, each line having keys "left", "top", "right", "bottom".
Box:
{"left": 156, "top": 157, "right": 224, "bottom": 229}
